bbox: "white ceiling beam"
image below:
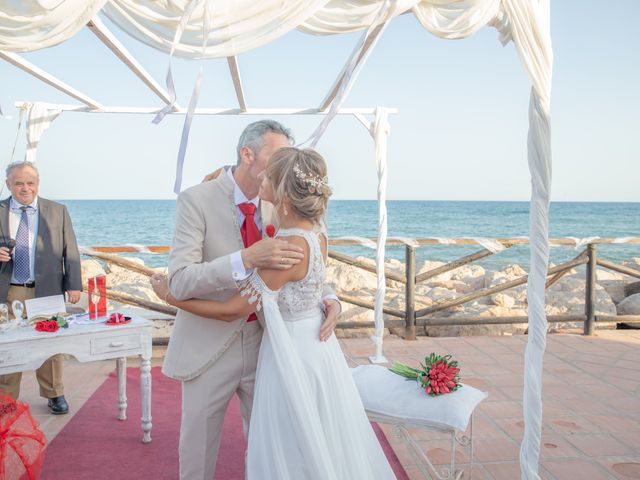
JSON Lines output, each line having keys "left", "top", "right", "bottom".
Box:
{"left": 226, "top": 56, "right": 247, "bottom": 112}
{"left": 87, "top": 17, "right": 180, "bottom": 109}
{"left": 15, "top": 101, "right": 398, "bottom": 116}
{"left": 319, "top": 23, "right": 385, "bottom": 112}
{"left": 0, "top": 51, "right": 104, "bottom": 110}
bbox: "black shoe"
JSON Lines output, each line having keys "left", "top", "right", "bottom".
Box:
{"left": 47, "top": 395, "right": 69, "bottom": 415}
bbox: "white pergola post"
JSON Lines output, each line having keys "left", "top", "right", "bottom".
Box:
{"left": 371, "top": 108, "right": 391, "bottom": 363}
{"left": 354, "top": 108, "right": 391, "bottom": 364}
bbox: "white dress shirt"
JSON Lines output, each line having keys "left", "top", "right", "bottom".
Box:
{"left": 9, "top": 196, "right": 39, "bottom": 283}
{"left": 228, "top": 168, "right": 261, "bottom": 281}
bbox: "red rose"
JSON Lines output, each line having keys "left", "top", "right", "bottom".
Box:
{"left": 266, "top": 224, "right": 276, "bottom": 238}
{"left": 35, "top": 321, "right": 45, "bottom": 332}
{"left": 46, "top": 321, "right": 59, "bottom": 333}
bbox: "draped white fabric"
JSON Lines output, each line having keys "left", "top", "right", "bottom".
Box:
{"left": 501, "top": 1, "right": 553, "bottom": 478}
{"left": 25, "top": 102, "right": 62, "bottom": 163}
{"left": 299, "top": 0, "right": 417, "bottom": 34}
{"left": 102, "top": 0, "right": 331, "bottom": 59}
{"left": 0, "top": 0, "right": 509, "bottom": 57}
{"left": 413, "top": 0, "right": 501, "bottom": 39}
{"left": 0, "top": 0, "right": 107, "bottom": 52}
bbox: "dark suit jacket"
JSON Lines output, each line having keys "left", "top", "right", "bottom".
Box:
{"left": 0, "top": 197, "right": 82, "bottom": 302}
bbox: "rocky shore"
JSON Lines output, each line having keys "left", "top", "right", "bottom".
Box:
{"left": 77, "top": 256, "right": 640, "bottom": 339}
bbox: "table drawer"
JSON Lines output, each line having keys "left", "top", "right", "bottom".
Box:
{"left": 91, "top": 334, "right": 141, "bottom": 355}
{"left": 0, "top": 349, "right": 28, "bottom": 368}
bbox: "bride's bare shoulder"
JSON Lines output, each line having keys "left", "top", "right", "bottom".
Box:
{"left": 257, "top": 235, "right": 309, "bottom": 290}
{"left": 280, "top": 235, "right": 310, "bottom": 282}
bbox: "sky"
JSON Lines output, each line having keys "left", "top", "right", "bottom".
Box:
{"left": 0, "top": 1, "right": 639, "bottom": 202}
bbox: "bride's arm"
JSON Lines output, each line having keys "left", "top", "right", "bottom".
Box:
{"left": 150, "top": 240, "right": 309, "bottom": 321}
{"left": 151, "top": 268, "right": 293, "bottom": 321}
{"left": 160, "top": 284, "right": 252, "bottom": 321}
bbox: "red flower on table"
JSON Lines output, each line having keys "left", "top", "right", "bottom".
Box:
{"left": 107, "top": 313, "right": 131, "bottom": 325}
{"left": 36, "top": 320, "right": 59, "bottom": 332}
{"left": 35, "top": 317, "right": 66, "bottom": 332}
{"left": 45, "top": 321, "right": 59, "bottom": 333}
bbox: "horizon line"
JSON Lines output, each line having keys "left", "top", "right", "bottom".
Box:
{"left": 41, "top": 198, "right": 640, "bottom": 204}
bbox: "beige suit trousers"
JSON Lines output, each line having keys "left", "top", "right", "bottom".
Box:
{"left": 0, "top": 285, "right": 64, "bottom": 399}
{"left": 179, "top": 319, "right": 262, "bottom": 480}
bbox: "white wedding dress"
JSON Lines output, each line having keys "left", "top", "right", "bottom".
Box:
{"left": 242, "top": 227, "right": 396, "bottom": 480}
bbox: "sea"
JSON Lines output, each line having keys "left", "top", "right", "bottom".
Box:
{"left": 61, "top": 200, "right": 640, "bottom": 271}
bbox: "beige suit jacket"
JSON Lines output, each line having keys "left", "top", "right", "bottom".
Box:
{"left": 162, "top": 172, "right": 275, "bottom": 381}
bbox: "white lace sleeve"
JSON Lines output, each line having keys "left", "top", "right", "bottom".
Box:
{"left": 239, "top": 271, "right": 266, "bottom": 311}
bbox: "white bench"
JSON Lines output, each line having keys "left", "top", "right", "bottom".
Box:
{"left": 353, "top": 365, "right": 487, "bottom": 480}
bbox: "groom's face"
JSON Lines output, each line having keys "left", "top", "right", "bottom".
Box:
{"left": 249, "top": 132, "right": 290, "bottom": 184}
{"left": 258, "top": 171, "right": 274, "bottom": 203}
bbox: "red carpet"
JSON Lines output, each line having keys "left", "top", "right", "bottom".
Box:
{"left": 42, "top": 367, "right": 408, "bottom": 479}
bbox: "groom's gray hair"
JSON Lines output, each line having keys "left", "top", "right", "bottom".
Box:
{"left": 236, "top": 120, "right": 294, "bottom": 165}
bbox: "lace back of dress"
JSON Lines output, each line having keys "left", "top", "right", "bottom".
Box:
{"left": 276, "top": 228, "right": 325, "bottom": 316}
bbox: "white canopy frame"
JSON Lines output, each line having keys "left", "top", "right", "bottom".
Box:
{"left": 12, "top": 100, "right": 396, "bottom": 368}
{"left": 1, "top": 2, "right": 553, "bottom": 478}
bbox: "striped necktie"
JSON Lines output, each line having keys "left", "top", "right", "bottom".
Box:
{"left": 14, "top": 206, "right": 31, "bottom": 283}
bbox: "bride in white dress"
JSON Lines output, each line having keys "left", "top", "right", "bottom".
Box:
{"left": 152, "top": 147, "right": 396, "bottom": 480}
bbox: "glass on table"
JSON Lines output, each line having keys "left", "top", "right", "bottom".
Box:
{"left": 11, "top": 300, "right": 29, "bottom": 328}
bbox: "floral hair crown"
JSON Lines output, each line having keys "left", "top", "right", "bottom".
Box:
{"left": 293, "top": 162, "right": 328, "bottom": 194}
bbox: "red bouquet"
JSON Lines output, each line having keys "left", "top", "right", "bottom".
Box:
{"left": 390, "top": 353, "right": 461, "bottom": 396}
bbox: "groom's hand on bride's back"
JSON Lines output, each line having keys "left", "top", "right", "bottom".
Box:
{"left": 241, "top": 238, "right": 304, "bottom": 270}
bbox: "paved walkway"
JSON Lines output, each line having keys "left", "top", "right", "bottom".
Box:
{"left": 18, "top": 330, "right": 640, "bottom": 479}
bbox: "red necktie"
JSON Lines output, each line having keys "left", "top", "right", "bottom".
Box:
{"left": 238, "top": 202, "right": 261, "bottom": 321}
{"left": 238, "top": 202, "right": 262, "bottom": 248}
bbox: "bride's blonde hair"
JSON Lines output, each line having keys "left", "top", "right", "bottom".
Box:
{"left": 266, "top": 147, "right": 332, "bottom": 223}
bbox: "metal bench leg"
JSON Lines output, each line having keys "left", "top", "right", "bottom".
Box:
{"left": 454, "top": 413, "right": 474, "bottom": 479}
{"left": 397, "top": 424, "right": 463, "bottom": 480}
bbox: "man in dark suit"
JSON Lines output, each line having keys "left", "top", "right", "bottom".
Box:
{"left": 0, "top": 161, "right": 82, "bottom": 414}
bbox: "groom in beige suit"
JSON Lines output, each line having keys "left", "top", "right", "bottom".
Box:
{"left": 163, "top": 120, "right": 340, "bottom": 479}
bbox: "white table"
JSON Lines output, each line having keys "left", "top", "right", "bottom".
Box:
{"left": 0, "top": 316, "right": 153, "bottom": 443}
